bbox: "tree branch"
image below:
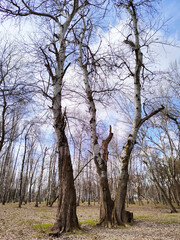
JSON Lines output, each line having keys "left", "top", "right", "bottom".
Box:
{"left": 137, "top": 105, "right": 165, "bottom": 129}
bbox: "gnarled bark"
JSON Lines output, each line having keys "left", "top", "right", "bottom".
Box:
{"left": 51, "top": 114, "right": 79, "bottom": 232}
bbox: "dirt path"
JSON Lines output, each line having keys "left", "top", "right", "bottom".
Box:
{"left": 0, "top": 202, "right": 179, "bottom": 240}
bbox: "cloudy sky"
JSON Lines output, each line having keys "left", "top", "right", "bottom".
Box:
{"left": 0, "top": 0, "right": 179, "bottom": 145}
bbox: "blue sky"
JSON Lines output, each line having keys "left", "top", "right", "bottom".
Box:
{"left": 161, "top": 0, "right": 180, "bottom": 39}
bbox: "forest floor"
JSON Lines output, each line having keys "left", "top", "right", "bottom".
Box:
{"left": 0, "top": 201, "right": 180, "bottom": 240}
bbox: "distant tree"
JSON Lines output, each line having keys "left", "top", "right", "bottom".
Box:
{"left": 0, "top": 38, "right": 30, "bottom": 153}
{"left": 35, "top": 147, "right": 47, "bottom": 207}
{"left": 46, "top": 145, "right": 57, "bottom": 206}
{"left": 0, "top": 38, "right": 32, "bottom": 204}
{"left": 19, "top": 125, "right": 32, "bottom": 208}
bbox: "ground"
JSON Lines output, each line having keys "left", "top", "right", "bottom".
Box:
{"left": 0, "top": 202, "right": 180, "bottom": 240}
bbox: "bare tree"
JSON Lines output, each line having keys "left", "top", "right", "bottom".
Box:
{"left": 111, "top": 0, "right": 164, "bottom": 225}
{"left": 76, "top": 15, "right": 115, "bottom": 226}
{"left": 19, "top": 126, "right": 32, "bottom": 208}
{"left": 0, "top": 38, "right": 32, "bottom": 204}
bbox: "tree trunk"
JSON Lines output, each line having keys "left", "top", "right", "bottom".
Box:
{"left": 112, "top": 137, "right": 134, "bottom": 225}
{"left": 51, "top": 114, "right": 79, "bottom": 233}
{"left": 35, "top": 148, "right": 47, "bottom": 207}
{"left": 19, "top": 131, "right": 29, "bottom": 208}
{"left": 174, "top": 179, "right": 180, "bottom": 205}
{"left": 98, "top": 171, "right": 114, "bottom": 227}
{"left": 45, "top": 1, "right": 80, "bottom": 233}
{"left": 28, "top": 158, "right": 39, "bottom": 203}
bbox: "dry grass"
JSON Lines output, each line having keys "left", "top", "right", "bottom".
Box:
{"left": 0, "top": 201, "right": 180, "bottom": 240}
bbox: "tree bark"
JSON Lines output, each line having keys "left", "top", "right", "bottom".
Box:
{"left": 51, "top": 112, "right": 79, "bottom": 233}
{"left": 112, "top": 135, "right": 134, "bottom": 225}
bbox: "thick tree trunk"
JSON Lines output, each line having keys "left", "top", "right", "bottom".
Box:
{"left": 1, "top": 145, "right": 12, "bottom": 205}
{"left": 99, "top": 172, "right": 114, "bottom": 227}
{"left": 98, "top": 128, "right": 114, "bottom": 226}
{"left": 51, "top": 116, "right": 79, "bottom": 233}
{"left": 112, "top": 136, "right": 134, "bottom": 225}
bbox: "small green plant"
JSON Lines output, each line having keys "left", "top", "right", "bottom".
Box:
{"left": 119, "top": 225, "right": 125, "bottom": 229}
{"left": 79, "top": 219, "right": 98, "bottom": 226}
{"left": 135, "top": 215, "right": 154, "bottom": 221}
{"left": 32, "top": 223, "right": 53, "bottom": 233}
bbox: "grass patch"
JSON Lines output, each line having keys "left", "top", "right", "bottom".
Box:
{"left": 159, "top": 213, "right": 180, "bottom": 224}
{"left": 166, "top": 214, "right": 179, "bottom": 217}
{"left": 32, "top": 223, "right": 53, "bottom": 233}
{"left": 135, "top": 215, "right": 154, "bottom": 221}
{"left": 119, "top": 225, "right": 126, "bottom": 229}
{"left": 135, "top": 214, "right": 180, "bottom": 224}
{"left": 79, "top": 219, "right": 98, "bottom": 226}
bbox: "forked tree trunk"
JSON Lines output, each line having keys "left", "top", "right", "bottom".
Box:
{"left": 78, "top": 31, "right": 114, "bottom": 226}
{"left": 49, "top": 70, "right": 79, "bottom": 233}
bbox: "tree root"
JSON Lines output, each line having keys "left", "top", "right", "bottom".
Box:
{"left": 49, "top": 231, "right": 60, "bottom": 238}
